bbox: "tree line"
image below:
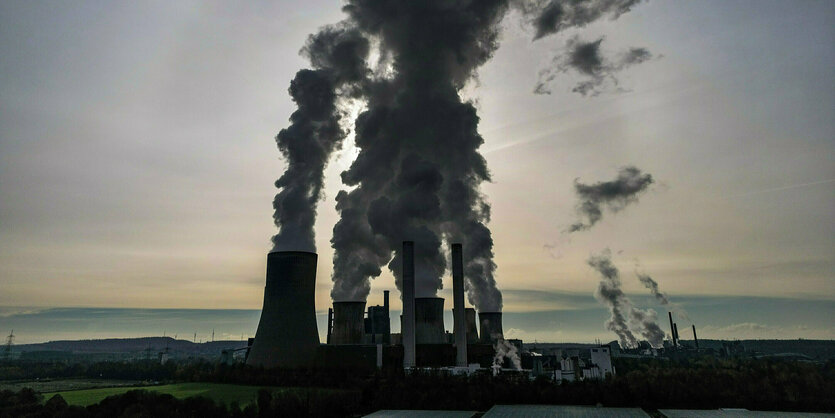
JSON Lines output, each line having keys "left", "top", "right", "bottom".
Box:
{"left": 1, "top": 356, "right": 833, "bottom": 417}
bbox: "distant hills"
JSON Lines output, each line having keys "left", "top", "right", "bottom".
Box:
{"left": 14, "top": 336, "right": 246, "bottom": 356}
{"left": 11, "top": 337, "right": 835, "bottom": 361}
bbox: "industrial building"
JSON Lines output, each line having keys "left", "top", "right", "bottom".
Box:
{"left": 246, "top": 241, "right": 510, "bottom": 372}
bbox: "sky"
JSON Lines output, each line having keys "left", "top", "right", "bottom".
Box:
{"left": 1, "top": 0, "right": 833, "bottom": 344}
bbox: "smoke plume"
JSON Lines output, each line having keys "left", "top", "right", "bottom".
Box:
{"left": 493, "top": 337, "right": 522, "bottom": 370}
{"left": 329, "top": 1, "right": 510, "bottom": 311}
{"left": 535, "top": 36, "right": 653, "bottom": 95}
{"left": 636, "top": 272, "right": 667, "bottom": 304}
{"left": 636, "top": 271, "right": 691, "bottom": 322}
{"left": 588, "top": 250, "right": 664, "bottom": 348}
{"left": 270, "top": 26, "right": 370, "bottom": 252}
{"left": 568, "top": 166, "right": 654, "bottom": 232}
{"left": 269, "top": 0, "right": 654, "bottom": 311}
{"left": 518, "top": 0, "right": 645, "bottom": 40}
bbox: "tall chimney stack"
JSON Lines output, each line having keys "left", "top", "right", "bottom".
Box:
{"left": 451, "top": 243, "right": 467, "bottom": 367}
{"left": 383, "top": 290, "right": 391, "bottom": 345}
{"left": 673, "top": 323, "right": 680, "bottom": 346}
{"left": 402, "top": 241, "right": 416, "bottom": 368}
{"left": 692, "top": 324, "right": 699, "bottom": 349}
{"left": 668, "top": 311, "right": 677, "bottom": 347}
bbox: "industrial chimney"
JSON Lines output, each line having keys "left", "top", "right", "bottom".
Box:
{"left": 383, "top": 290, "right": 391, "bottom": 345}
{"left": 451, "top": 243, "right": 467, "bottom": 366}
{"left": 479, "top": 312, "right": 503, "bottom": 344}
{"left": 415, "top": 297, "right": 446, "bottom": 344}
{"left": 692, "top": 324, "right": 699, "bottom": 349}
{"left": 402, "top": 241, "right": 416, "bottom": 367}
{"left": 668, "top": 311, "right": 677, "bottom": 347}
{"left": 465, "top": 308, "right": 479, "bottom": 344}
{"left": 673, "top": 323, "right": 680, "bottom": 346}
{"left": 247, "top": 251, "right": 320, "bottom": 368}
{"left": 331, "top": 301, "right": 366, "bottom": 344}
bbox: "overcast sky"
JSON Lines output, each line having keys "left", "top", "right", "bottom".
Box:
{"left": 1, "top": 1, "right": 833, "bottom": 342}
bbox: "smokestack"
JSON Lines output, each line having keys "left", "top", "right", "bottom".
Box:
{"left": 668, "top": 311, "right": 677, "bottom": 347}
{"left": 692, "top": 324, "right": 699, "bottom": 349}
{"left": 415, "top": 297, "right": 446, "bottom": 344}
{"left": 383, "top": 290, "right": 391, "bottom": 345}
{"left": 479, "top": 312, "right": 503, "bottom": 344}
{"left": 331, "top": 301, "right": 366, "bottom": 344}
{"left": 673, "top": 323, "right": 680, "bottom": 346}
{"left": 452, "top": 243, "right": 467, "bottom": 366}
{"left": 247, "top": 251, "right": 320, "bottom": 368}
{"left": 402, "top": 241, "right": 416, "bottom": 367}
{"left": 326, "top": 307, "right": 333, "bottom": 345}
{"left": 465, "top": 308, "right": 479, "bottom": 344}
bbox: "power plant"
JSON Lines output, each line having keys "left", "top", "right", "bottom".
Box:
{"left": 246, "top": 241, "right": 507, "bottom": 371}
{"left": 243, "top": 242, "right": 709, "bottom": 374}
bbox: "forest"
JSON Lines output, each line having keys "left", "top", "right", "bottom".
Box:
{"left": 1, "top": 355, "right": 834, "bottom": 417}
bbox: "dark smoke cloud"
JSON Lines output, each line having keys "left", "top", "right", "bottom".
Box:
{"left": 535, "top": 36, "right": 653, "bottom": 96}
{"left": 516, "top": 0, "right": 645, "bottom": 40}
{"left": 270, "top": 0, "right": 656, "bottom": 311}
{"left": 270, "top": 26, "right": 369, "bottom": 252}
{"left": 588, "top": 249, "right": 664, "bottom": 348}
{"left": 568, "top": 166, "right": 654, "bottom": 232}
{"left": 329, "top": 1, "right": 508, "bottom": 311}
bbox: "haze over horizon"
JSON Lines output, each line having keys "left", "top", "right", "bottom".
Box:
{"left": 1, "top": 0, "right": 833, "bottom": 344}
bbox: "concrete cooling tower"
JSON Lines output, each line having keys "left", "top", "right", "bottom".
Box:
{"left": 331, "top": 301, "right": 366, "bottom": 344}
{"left": 247, "top": 251, "right": 320, "bottom": 368}
{"left": 479, "top": 312, "right": 503, "bottom": 344}
{"left": 465, "top": 308, "right": 479, "bottom": 344}
{"left": 415, "top": 297, "right": 446, "bottom": 344}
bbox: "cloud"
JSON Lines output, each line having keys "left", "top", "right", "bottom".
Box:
{"left": 0, "top": 307, "right": 48, "bottom": 318}
{"left": 518, "top": 0, "right": 645, "bottom": 41}
{"left": 535, "top": 36, "right": 654, "bottom": 96}
{"left": 568, "top": 166, "right": 654, "bottom": 232}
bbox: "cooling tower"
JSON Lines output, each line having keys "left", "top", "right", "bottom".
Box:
{"left": 479, "top": 312, "right": 503, "bottom": 344}
{"left": 331, "top": 301, "right": 366, "bottom": 344}
{"left": 465, "top": 308, "right": 479, "bottom": 344}
{"left": 415, "top": 297, "right": 446, "bottom": 344}
{"left": 247, "top": 251, "right": 319, "bottom": 368}
{"left": 451, "top": 243, "right": 467, "bottom": 366}
{"left": 402, "top": 241, "right": 416, "bottom": 367}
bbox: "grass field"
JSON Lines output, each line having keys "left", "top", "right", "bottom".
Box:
{"left": 47, "top": 382, "right": 286, "bottom": 407}
{"left": 0, "top": 379, "right": 143, "bottom": 393}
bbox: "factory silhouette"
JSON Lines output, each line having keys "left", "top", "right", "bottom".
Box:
{"left": 246, "top": 242, "right": 507, "bottom": 371}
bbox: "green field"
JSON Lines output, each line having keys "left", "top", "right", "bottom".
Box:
{"left": 47, "top": 382, "right": 288, "bottom": 407}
